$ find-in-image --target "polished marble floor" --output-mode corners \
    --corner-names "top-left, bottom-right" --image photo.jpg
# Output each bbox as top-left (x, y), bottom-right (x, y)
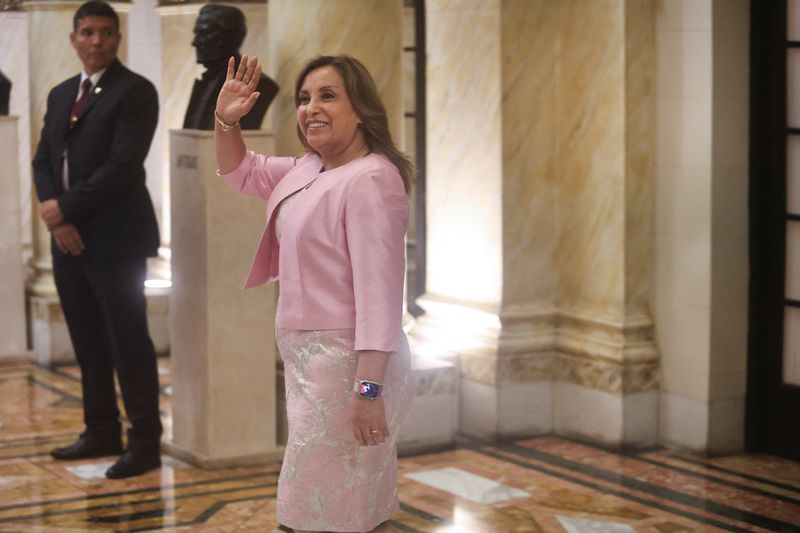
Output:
top-left (1, 359), bottom-right (799, 532)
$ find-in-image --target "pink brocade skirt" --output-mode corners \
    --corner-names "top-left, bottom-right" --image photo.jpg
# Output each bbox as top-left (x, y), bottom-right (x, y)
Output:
top-left (275, 327), bottom-right (414, 532)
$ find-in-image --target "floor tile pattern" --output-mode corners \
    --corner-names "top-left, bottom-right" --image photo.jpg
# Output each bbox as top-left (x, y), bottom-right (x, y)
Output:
top-left (0, 360), bottom-right (799, 532)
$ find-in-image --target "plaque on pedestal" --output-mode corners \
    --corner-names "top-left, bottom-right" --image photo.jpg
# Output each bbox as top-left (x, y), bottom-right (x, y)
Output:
top-left (165, 129), bottom-right (282, 467)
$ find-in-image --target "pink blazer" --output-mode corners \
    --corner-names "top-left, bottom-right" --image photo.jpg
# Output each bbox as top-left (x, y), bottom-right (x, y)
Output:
top-left (219, 151), bottom-right (408, 353)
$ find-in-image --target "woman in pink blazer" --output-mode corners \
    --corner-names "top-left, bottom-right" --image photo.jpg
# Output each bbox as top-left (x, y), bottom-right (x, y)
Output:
top-left (214, 55), bottom-right (414, 533)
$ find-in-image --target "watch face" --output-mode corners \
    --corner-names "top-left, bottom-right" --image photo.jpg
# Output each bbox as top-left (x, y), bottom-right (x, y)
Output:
top-left (358, 381), bottom-right (380, 399)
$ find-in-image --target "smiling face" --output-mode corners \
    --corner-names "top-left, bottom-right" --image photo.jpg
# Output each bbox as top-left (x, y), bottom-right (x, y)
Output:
top-left (70, 15), bottom-right (120, 75)
top-left (297, 66), bottom-right (366, 164)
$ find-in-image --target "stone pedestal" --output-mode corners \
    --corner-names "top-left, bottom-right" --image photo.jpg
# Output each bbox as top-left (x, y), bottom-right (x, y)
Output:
top-left (415, 0), bottom-right (659, 447)
top-left (0, 117), bottom-right (28, 360)
top-left (165, 129), bottom-right (282, 467)
top-left (0, 11), bottom-right (33, 266)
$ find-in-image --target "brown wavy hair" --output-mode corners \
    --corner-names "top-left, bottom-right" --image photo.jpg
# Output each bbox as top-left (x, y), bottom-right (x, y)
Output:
top-left (294, 55), bottom-right (412, 194)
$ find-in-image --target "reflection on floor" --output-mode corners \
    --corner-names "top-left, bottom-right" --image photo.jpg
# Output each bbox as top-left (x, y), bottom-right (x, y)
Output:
top-left (1, 359), bottom-right (799, 532)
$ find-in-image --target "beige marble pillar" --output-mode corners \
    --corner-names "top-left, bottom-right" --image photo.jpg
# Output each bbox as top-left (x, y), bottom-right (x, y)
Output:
top-left (164, 130), bottom-right (282, 467)
top-left (417, 0), bottom-right (658, 446)
top-left (414, 0), bottom-right (555, 440)
top-left (551, 0), bottom-right (658, 446)
top-left (0, 117), bottom-right (28, 360)
top-left (268, 0), bottom-right (403, 157)
top-left (156, 0), bottom-right (268, 248)
top-left (0, 10), bottom-right (33, 270)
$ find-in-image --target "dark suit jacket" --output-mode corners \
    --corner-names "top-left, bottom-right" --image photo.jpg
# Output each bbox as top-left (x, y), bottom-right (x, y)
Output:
top-left (32, 59), bottom-right (160, 258)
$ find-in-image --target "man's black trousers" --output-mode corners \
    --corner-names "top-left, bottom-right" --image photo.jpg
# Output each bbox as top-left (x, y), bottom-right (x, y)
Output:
top-left (53, 253), bottom-right (162, 452)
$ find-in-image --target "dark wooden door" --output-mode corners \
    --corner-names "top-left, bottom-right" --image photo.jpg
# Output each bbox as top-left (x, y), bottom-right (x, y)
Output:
top-left (748, 0), bottom-right (800, 461)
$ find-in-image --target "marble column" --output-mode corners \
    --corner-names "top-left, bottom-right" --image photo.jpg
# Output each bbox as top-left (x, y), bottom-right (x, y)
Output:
top-left (551, 0), bottom-right (658, 446)
top-left (0, 9), bottom-right (32, 271)
top-left (164, 130), bottom-right (281, 467)
top-left (415, 0), bottom-right (553, 439)
top-left (156, 0), bottom-right (268, 248)
top-left (416, 0), bottom-right (658, 446)
top-left (0, 117), bottom-right (28, 360)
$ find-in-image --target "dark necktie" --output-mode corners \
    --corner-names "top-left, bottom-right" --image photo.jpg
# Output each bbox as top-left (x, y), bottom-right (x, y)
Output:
top-left (70, 78), bottom-right (93, 128)
top-left (60, 78), bottom-right (93, 191)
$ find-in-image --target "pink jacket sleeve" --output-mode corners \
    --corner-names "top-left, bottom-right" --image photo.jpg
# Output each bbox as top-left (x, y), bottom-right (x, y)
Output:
top-left (218, 151), bottom-right (298, 199)
top-left (345, 167), bottom-right (409, 353)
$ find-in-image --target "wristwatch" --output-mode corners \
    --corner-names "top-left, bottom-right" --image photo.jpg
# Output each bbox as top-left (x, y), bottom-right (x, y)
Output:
top-left (353, 379), bottom-right (383, 400)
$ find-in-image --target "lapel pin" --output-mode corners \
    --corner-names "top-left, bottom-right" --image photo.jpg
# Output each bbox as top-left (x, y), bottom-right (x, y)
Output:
top-left (94, 86), bottom-right (102, 94)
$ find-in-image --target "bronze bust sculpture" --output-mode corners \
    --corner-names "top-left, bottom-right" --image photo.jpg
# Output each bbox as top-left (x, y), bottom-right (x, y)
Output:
top-left (0, 70), bottom-right (10, 116)
top-left (183, 4), bottom-right (278, 130)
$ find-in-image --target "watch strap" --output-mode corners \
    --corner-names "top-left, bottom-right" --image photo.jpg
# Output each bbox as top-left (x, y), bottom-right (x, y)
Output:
top-left (353, 379), bottom-right (383, 400)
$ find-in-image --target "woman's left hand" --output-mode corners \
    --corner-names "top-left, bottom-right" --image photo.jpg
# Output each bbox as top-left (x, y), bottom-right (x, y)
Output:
top-left (348, 396), bottom-right (389, 446)
top-left (215, 54), bottom-right (261, 125)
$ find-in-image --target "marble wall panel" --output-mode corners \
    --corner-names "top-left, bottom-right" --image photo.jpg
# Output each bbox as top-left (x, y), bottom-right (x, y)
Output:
top-left (424, 0), bottom-right (503, 305)
top-left (544, 0), bottom-right (657, 368)
top-left (0, 12), bottom-right (32, 256)
top-left (623, 0), bottom-right (655, 321)
top-left (268, 0), bottom-right (403, 158)
top-left (500, 0), bottom-right (559, 309)
top-left (554, 0), bottom-right (627, 320)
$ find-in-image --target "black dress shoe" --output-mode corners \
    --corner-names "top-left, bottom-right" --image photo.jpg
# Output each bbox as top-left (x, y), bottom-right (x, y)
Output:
top-left (51, 435), bottom-right (123, 461)
top-left (105, 451), bottom-right (161, 479)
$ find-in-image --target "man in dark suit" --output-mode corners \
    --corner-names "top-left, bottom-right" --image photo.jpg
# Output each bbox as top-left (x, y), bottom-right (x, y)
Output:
top-left (182, 3), bottom-right (278, 130)
top-left (32, 0), bottom-right (162, 479)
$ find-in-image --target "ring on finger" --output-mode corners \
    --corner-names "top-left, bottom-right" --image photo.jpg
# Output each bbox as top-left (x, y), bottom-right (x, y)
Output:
top-left (369, 429), bottom-right (379, 434)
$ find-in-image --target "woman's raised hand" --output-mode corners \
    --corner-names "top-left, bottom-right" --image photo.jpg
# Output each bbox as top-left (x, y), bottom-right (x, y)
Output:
top-left (215, 54), bottom-right (262, 124)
